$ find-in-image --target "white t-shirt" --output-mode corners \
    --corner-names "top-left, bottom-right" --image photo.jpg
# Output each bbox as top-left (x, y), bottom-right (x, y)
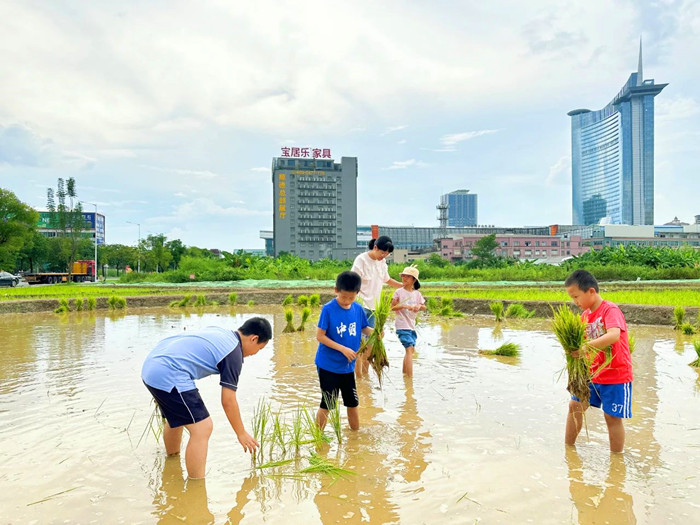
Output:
top-left (351, 251), bottom-right (390, 310)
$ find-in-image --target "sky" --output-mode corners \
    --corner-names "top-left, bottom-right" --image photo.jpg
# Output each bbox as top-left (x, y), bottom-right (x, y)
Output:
top-left (1, 0), bottom-right (698, 251)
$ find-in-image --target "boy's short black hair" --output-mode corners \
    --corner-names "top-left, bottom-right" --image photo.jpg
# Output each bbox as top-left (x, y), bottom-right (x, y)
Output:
top-left (335, 270), bottom-right (362, 293)
top-left (238, 317), bottom-right (272, 343)
top-left (565, 269), bottom-right (599, 293)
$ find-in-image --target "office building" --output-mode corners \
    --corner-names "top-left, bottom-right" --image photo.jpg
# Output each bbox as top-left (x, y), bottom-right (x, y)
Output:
top-left (569, 41), bottom-right (667, 226)
top-left (37, 211), bottom-right (106, 245)
top-left (272, 155), bottom-right (362, 261)
top-left (440, 190), bottom-right (477, 227)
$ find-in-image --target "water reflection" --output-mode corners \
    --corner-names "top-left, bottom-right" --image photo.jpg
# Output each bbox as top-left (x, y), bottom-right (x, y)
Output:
top-left (397, 377), bottom-right (429, 484)
top-left (566, 448), bottom-right (636, 524)
top-left (152, 456), bottom-right (214, 524)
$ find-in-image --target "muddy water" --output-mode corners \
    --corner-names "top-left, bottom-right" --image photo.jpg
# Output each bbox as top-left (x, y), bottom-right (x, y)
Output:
top-left (1, 307), bottom-right (699, 524)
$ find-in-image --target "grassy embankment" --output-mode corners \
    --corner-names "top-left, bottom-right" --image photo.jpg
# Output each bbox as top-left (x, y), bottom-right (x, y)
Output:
top-left (0, 285), bottom-right (175, 302)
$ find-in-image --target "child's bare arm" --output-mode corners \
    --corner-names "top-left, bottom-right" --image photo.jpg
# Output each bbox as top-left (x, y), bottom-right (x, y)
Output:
top-left (585, 327), bottom-right (621, 352)
top-left (221, 387), bottom-right (259, 453)
top-left (316, 327), bottom-right (356, 361)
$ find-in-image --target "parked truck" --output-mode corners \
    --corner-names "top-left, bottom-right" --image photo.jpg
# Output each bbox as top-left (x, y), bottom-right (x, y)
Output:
top-left (24, 260), bottom-right (97, 284)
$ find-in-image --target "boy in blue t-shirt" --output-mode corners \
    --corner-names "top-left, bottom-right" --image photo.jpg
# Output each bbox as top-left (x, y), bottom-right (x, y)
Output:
top-left (315, 271), bottom-right (375, 430)
top-left (142, 317), bottom-right (272, 479)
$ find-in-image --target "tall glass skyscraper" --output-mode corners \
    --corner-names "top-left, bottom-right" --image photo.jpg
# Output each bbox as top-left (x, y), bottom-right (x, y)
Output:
top-left (569, 42), bottom-right (667, 226)
top-left (441, 189), bottom-right (478, 227)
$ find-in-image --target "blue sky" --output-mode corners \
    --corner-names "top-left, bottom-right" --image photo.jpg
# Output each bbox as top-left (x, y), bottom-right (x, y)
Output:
top-left (1, 1), bottom-right (698, 250)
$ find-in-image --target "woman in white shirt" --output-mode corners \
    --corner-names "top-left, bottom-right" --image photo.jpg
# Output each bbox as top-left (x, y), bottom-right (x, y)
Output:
top-left (351, 236), bottom-right (402, 376)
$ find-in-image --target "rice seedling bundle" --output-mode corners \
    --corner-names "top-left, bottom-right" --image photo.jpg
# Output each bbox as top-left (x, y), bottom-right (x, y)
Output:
top-left (282, 294), bottom-right (293, 306)
top-left (628, 333), bottom-right (636, 354)
top-left (297, 307), bottom-right (311, 331)
top-left (228, 292), bottom-right (238, 305)
top-left (323, 394), bottom-right (342, 443)
top-left (551, 305), bottom-right (590, 403)
top-left (309, 294), bottom-right (320, 308)
top-left (302, 406), bottom-right (329, 448)
top-left (674, 306), bottom-right (686, 329)
top-left (426, 297), bottom-right (441, 314)
top-left (681, 322), bottom-right (697, 335)
top-left (177, 295), bottom-right (191, 307)
top-left (59, 298), bottom-right (71, 311)
top-left (87, 297), bottom-right (97, 310)
top-left (359, 290), bottom-right (393, 385)
top-left (194, 294), bottom-right (208, 307)
top-left (300, 453), bottom-right (355, 481)
top-left (74, 298), bottom-right (84, 311)
top-left (489, 301), bottom-right (505, 322)
top-left (505, 303), bottom-right (534, 318)
top-left (297, 295), bottom-right (309, 307)
top-left (247, 300), bottom-right (255, 306)
top-left (690, 340), bottom-right (700, 368)
top-left (283, 309), bottom-right (296, 333)
top-left (480, 342), bottom-right (520, 357)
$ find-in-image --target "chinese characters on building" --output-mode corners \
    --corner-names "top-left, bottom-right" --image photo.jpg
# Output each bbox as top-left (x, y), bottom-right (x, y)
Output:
top-left (281, 147), bottom-right (331, 159)
top-left (278, 173), bottom-right (286, 219)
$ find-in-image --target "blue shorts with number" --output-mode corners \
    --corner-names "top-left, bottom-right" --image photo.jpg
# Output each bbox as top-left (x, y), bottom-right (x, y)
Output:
top-left (573, 382), bottom-right (633, 419)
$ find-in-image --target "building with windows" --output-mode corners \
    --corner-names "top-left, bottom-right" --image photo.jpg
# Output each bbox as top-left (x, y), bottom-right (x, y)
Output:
top-left (569, 42), bottom-right (667, 226)
top-left (439, 233), bottom-right (587, 262)
top-left (271, 156), bottom-right (362, 261)
top-left (440, 190), bottom-right (477, 227)
top-left (37, 211), bottom-right (106, 245)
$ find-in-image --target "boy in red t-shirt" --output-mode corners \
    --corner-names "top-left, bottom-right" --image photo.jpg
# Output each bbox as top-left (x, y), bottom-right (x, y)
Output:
top-left (564, 269), bottom-right (633, 453)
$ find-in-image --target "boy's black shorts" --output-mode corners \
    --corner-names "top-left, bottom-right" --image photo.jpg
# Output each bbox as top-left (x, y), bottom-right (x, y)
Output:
top-left (144, 382), bottom-right (210, 428)
top-left (317, 367), bottom-right (359, 409)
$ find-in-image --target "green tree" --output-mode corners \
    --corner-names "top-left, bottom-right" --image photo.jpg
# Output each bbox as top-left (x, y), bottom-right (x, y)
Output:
top-left (143, 234), bottom-right (172, 273)
top-left (16, 230), bottom-right (49, 273)
top-left (471, 234), bottom-right (499, 263)
top-left (0, 188), bottom-right (39, 271)
top-left (100, 243), bottom-right (137, 276)
top-left (46, 177), bottom-right (88, 276)
top-left (166, 239), bottom-right (187, 269)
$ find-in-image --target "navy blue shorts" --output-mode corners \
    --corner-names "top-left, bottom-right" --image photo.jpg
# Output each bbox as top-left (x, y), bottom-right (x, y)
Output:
top-left (572, 382), bottom-right (633, 419)
top-left (363, 307), bottom-right (376, 329)
top-left (144, 382), bottom-right (210, 428)
top-left (318, 367), bottom-right (358, 409)
top-left (396, 329), bottom-right (417, 349)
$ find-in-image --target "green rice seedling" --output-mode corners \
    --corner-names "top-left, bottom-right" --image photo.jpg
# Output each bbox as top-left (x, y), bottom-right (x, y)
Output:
top-left (177, 294), bottom-right (192, 307)
top-left (247, 300), bottom-right (255, 307)
top-left (628, 333), bottom-right (636, 354)
top-left (690, 340), bottom-right (700, 368)
top-left (59, 298), bottom-right (71, 312)
top-left (283, 309), bottom-right (297, 333)
top-left (302, 405), bottom-right (329, 448)
top-left (194, 294), bottom-right (208, 307)
top-left (297, 295), bottom-right (309, 307)
top-left (270, 410), bottom-right (287, 457)
top-left (255, 459), bottom-right (294, 470)
top-left (54, 305), bottom-right (68, 314)
top-left (479, 342), bottom-right (521, 357)
top-left (74, 298), bottom-right (84, 311)
top-left (505, 303), bottom-right (534, 318)
top-left (681, 322), bottom-right (697, 335)
top-left (137, 402), bottom-right (165, 447)
top-left (674, 306), bottom-right (686, 330)
top-left (551, 305), bottom-right (590, 404)
top-left (169, 300), bottom-right (179, 308)
top-left (328, 401), bottom-right (342, 444)
top-left (87, 297), bottom-right (97, 310)
top-left (282, 294), bottom-right (293, 306)
top-left (359, 290), bottom-right (393, 385)
top-left (309, 294), bottom-right (320, 308)
top-left (228, 292), bottom-right (238, 305)
top-left (426, 296), bottom-right (441, 314)
top-left (108, 296), bottom-right (117, 310)
top-left (251, 398), bottom-right (271, 461)
top-left (489, 301), bottom-right (505, 322)
top-left (300, 453), bottom-right (355, 481)
top-left (289, 407), bottom-right (306, 452)
top-left (297, 307), bottom-right (311, 331)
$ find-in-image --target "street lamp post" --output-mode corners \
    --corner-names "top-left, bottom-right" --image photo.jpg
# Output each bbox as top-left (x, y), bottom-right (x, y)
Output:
top-left (80, 201), bottom-right (98, 282)
top-left (126, 221), bottom-right (141, 272)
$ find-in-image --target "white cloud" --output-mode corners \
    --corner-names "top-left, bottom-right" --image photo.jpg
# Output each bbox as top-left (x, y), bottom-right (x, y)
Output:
top-left (546, 155), bottom-right (570, 186)
top-left (143, 165), bottom-right (221, 179)
top-left (0, 124), bottom-right (94, 169)
top-left (440, 130), bottom-right (499, 146)
top-left (382, 159), bottom-right (428, 170)
top-left (250, 166), bottom-right (269, 172)
top-left (656, 96), bottom-right (700, 120)
top-left (381, 125), bottom-right (408, 136)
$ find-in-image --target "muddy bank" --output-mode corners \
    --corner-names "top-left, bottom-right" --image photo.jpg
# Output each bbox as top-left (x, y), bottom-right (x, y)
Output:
top-left (1, 289), bottom-right (693, 327)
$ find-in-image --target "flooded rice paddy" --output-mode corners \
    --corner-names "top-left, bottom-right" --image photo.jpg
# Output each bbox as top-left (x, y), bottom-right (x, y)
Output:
top-left (1, 306), bottom-right (700, 524)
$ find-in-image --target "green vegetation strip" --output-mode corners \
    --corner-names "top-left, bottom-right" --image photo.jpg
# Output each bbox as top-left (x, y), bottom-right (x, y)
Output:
top-left (0, 285), bottom-right (172, 301)
top-left (424, 287), bottom-right (700, 307)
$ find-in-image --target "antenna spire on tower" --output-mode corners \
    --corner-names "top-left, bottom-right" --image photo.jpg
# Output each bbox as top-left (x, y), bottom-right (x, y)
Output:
top-left (637, 36), bottom-right (643, 86)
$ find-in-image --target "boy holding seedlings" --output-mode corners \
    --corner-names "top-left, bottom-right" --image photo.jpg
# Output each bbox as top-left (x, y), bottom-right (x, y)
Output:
top-left (391, 266), bottom-right (426, 377)
top-left (564, 270), bottom-right (633, 453)
top-left (142, 317), bottom-right (272, 478)
top-left (315, 271), bottom-right (376, 430)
